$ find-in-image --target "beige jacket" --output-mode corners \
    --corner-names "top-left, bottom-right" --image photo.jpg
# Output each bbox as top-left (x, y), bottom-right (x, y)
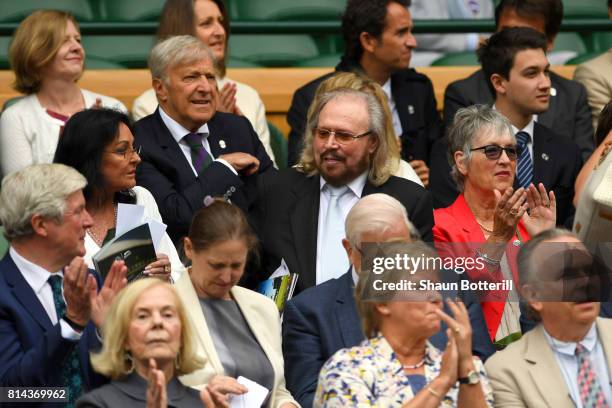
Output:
top-left (175, 272), bottom-right (298, 408)
top-left (485, 317), bottom-right (612, 408)
top-left (573, 50), bottom-right (612, 130)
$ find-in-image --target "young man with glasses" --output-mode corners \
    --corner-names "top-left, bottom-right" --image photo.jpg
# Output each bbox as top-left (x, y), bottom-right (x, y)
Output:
top-left (479, 27), bottom-right (582, 226)
top-left (250, 87), bottom-right (434, 293)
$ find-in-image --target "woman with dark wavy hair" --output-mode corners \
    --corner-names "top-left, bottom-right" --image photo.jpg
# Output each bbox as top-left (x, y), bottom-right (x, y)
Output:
top-left (54, 108), bottom-right (183, 282)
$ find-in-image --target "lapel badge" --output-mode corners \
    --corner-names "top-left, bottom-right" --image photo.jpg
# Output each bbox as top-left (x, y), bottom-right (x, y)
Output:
top-left (219, 140), bottom-right (227, 149)
top-left (541, 153), bottom-right (549, 161)
top-left (513, 239), bottom-right (522, 247)
top-left (550, 87), bottom-right (557, 97)
top-left (408, 105), bottom-right (415, 114)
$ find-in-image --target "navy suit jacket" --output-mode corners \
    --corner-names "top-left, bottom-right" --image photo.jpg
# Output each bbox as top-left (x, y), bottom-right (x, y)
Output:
top-left (430, 122), bottom-right (582, 226)
top-left (287, 57), bottom-right (442, 166)
top-left (134, 109), bottom-right (273, 243)
top-left (443, 69), bottom-right (594, 161)
top-left (250, 168), bottom-right (434, 292)
top-left (282, 271), bottom-right (495, 408)
top-left (0, 253), bottom-right (105, 407)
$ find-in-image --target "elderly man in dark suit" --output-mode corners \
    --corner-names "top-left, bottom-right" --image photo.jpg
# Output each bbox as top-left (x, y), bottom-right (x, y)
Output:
top-left (287, 0), bottom-right (442, 187)
top-left (431, 28), bottom-right (582, 226)
top-left (252, 83), bottom-right (434, 292)
top-left (0, 164), bottom-right (126, 407)
top-left (283, 193), bottom-right (494, 407)
top-left (134, 35), bottom-right (273, 243)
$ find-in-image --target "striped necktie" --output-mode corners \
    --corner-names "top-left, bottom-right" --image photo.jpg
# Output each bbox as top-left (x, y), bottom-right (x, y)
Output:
top-left (576, 343), bottom-right (610, 408)
top-left (183, 132), bottom-right (213, 175)
top-left (515, 131), bottom-right (533, 189)
top-left (48, 275), bottom-right (82, 407)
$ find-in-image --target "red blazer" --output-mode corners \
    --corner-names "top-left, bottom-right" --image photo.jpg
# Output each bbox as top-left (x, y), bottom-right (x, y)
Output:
top-left (433, 194), bottom-right (530, 340)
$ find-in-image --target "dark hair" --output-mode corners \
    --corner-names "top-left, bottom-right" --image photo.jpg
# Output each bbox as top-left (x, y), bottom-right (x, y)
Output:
top-left (157, 0), bottom-right (230, 76)
top-left (342, 0), bottom-right (411, 62)
top-left (477, 27), bottom-right (548, 97)
top-left (595, 102), bottom-right (612, 146)
top-left (187, 199), bottom-right (258, 253)
top-left (53, 108), bottom-right (136, 206)
top-left (495, 0), bottom-right (563, 42)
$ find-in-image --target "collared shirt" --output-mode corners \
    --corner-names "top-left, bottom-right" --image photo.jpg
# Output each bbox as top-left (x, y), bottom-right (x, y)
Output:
top-left (314, 333), bottom-right (494, 407)
top-left (382, 79), bottom-right (403, 139)
top-left (158, 107), bottom-right (236, 176)
top-left (10, 247), bottom-right (81, 340)
top-left (543, 323), bottom-right (612, 408)
top-left (316, 172), bottom-right (368, 284)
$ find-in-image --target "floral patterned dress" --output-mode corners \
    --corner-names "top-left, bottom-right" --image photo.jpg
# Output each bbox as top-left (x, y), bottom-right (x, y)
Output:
top-left (314, 333), bottom-right (494, 407)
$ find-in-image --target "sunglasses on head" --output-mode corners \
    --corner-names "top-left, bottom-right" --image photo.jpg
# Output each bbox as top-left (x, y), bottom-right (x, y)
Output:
top-left (470, 144), bottom-right (520, 160)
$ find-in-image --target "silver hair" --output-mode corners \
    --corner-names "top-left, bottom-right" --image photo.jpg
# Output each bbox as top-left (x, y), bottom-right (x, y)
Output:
top-left (148, 35), bottom-right (215, 82)
top-left (298, 88), bottom-right (393, 186)
top-left (345, 193), bottom-right (420, 249)
top-left (447, 105), bottom-right (515, 191)
top-left (0, 164), bottom-right (87, 241)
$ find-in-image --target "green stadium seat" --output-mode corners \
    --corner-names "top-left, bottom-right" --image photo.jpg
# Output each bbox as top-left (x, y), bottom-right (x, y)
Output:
top-left (294, 53), bottom-right (342, 67)
top-left (85, 56), bottom-right (126, 69)
top-left (0, 227), bottom-right (8, 259)
top-left (431, 51), bottom-right (478, 66)
top-left (563, 0), bottom-right (609, 18)
top-left (0, 0), bottom-right (95, 22)
top-left (268, 122), bottom-right (288, 169)
top-left (228, 34), bottom-right (319, 67)
top-left (226, 57), bottom-right (263, 68)
top-left (0, 37), bottom-right (12, 70)
top-left (228, 0), bottom-right (346, 20)
top-left (99, 0), bottom-right (165, 21)
top-left (82, 35), bottom-right (155, 68)
top-left (566, 51), bottom-right (606, 65)
top-left (593, 32), bottom-right (612, 52)
top-left (552, 32), bottom-right (587, 54)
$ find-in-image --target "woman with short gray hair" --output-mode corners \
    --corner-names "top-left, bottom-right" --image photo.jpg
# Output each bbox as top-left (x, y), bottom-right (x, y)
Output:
top-left (433, 105), bottom-right (556, 347)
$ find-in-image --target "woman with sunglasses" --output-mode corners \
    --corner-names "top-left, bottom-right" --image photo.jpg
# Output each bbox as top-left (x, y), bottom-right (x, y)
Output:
top-left (54, 108), bottom-right (184, 282)
top-left (433, 105), bottom-right (556, 347)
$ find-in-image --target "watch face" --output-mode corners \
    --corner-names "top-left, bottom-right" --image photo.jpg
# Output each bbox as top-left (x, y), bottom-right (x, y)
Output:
top-left (467, 371), bottom-right (479, 384)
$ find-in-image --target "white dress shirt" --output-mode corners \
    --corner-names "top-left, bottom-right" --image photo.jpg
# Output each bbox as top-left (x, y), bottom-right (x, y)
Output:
top-left (158, 107), bottom-right (237, 176)
top-left (382, 79), bottom-right (403, 139)
top-left (544, 323), bottom-right (612, 408)
top-left (316, 172), bottom-right (368, 284)
top-left (10, 247), bottom-right (81, 340)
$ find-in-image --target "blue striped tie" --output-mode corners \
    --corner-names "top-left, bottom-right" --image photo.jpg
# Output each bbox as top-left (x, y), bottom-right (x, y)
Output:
top-left (515, 131), bottom-right (533, 189)
top-left (48, 275), bottom-right (82, 407)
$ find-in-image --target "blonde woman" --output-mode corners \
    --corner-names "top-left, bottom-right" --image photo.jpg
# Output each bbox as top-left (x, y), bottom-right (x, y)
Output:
top-left (0, 10), bottom-right (126, 175)
top-left (77, 279), bottom-right (205, 407)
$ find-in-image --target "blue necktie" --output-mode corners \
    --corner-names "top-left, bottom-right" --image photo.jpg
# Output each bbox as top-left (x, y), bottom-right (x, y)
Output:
top-left (183, 132), bottom-right (213, 174)
top-left (515, 131), bottom-right (533, 189)
top-left (48, 275), bottom-right (82, 407)
top-left (319, 186), bottom-right (350, 284)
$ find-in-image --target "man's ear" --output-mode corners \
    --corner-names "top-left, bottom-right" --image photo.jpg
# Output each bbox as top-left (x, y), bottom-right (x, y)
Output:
top-left (491, 73), bottom-right (507, 96)
top-left (375, 303), bottom-right (390, 316)
top-left (30, 214), bottom-right (50, 238)
top-left (183, 237), bottom-right (193, 261)
top-left (152, 78), bottom-right (168, 104)
top-left (359, 31), bottom-right (378, 54)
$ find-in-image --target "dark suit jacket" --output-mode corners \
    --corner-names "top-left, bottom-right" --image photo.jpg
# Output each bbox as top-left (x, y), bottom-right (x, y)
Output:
top-left (0, 254), bottom-right (104, 407)
top-left (76, 372), bottom-right (202, 408)
top-left (443, 69), bottom-right (594, 161)
top-left (287, 57), bottom-right (442, 166)
top-left (282, 270), bottom-right (495, 408)
top-left (251, 168), bottom-right (434, 291)
top-left (134, 109), bottom-right (273, 243)
top-left (429, 122), bottom-right (582, 226)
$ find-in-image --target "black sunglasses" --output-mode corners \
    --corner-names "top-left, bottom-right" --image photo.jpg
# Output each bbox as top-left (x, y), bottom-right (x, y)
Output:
top-left (470, 144), bottom-right (520, 160)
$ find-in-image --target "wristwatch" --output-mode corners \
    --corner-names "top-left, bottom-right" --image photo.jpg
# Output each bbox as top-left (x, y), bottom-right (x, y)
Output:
top-left (459, 370), bottom-right (480, 385)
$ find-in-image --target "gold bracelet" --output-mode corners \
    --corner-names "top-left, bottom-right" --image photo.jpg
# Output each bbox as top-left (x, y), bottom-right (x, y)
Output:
top-left (427, 386), bottom-right (441, 399)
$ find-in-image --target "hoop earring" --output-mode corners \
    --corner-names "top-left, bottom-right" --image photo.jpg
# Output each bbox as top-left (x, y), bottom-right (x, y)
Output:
top-left (124, 351), bottom-right (134, 374)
